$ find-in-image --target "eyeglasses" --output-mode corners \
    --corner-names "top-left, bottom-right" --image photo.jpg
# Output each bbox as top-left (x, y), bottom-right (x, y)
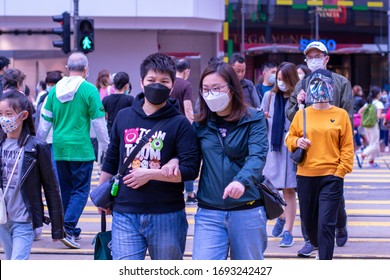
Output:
top-left (305, 54), bottom-right (325, 62)
top-left (200, 83), bottom-right (229, 97)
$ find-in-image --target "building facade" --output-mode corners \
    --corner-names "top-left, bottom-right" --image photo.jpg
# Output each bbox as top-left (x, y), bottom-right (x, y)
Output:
top-left (226, 0), bottom-right (388, 93)
top-left (0, 0), bottom-right (225, 97)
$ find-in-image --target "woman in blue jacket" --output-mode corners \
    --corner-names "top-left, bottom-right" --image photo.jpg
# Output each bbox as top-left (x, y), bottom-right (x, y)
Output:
top-left (192, 61), bottom-right (269, 260)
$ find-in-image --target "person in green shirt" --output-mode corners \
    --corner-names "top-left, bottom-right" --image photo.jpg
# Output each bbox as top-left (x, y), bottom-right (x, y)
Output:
top-left (37, 52), bottom-right (109, 249)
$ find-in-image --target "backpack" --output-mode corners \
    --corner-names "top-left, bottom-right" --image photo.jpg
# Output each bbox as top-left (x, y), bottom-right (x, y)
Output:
top-left (362, 104), bottom-right (377, 128)
top-left (385, 108), bottom-right (390, 122)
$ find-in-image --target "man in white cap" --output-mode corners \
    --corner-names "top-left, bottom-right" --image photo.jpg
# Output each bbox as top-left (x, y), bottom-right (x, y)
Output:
top-left (286, 41), bottom-right (353, 258)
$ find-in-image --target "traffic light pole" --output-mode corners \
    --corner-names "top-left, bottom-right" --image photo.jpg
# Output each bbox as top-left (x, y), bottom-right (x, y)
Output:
top-left (74, 0), bottom-right (79, 51)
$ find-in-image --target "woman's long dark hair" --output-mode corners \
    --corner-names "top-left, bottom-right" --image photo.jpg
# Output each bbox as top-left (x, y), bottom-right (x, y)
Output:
top-left (195, 61), bottom-right (247, 124)
top-left (367, 85), bottom-right (381, 105)
top-left (0, 89), bottom-right (35, 146)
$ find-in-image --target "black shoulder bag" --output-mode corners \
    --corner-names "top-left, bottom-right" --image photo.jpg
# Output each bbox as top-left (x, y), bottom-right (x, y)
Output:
top-left (216, 132), bottom-right (286, 220)
top-left (90, 119), bottom-right (169, 209)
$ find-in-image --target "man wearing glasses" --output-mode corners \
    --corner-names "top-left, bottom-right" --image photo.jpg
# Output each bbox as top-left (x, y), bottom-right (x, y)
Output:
top-left (286, 41), bottom-right (353, 258)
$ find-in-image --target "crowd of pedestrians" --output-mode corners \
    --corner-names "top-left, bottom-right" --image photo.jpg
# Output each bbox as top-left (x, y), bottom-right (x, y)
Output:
top-left (0, 40), bottom-right (387, 260)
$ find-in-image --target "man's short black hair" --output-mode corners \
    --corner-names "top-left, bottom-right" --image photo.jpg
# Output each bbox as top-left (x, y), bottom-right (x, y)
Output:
top-left (262, 61), bottom-right (277, 72)
top-left (45, 71), bottom-right (63, 84)
top-left (114, 71), bottom-right (131, 91)
top-left (228, 53), bottom-right (245, 65)
top-left (140, 53), bottom-right (176, 83)
top-left (176, 59), bottom-right (190, 73)
top-left (0, 56), bottom-right (10, 70)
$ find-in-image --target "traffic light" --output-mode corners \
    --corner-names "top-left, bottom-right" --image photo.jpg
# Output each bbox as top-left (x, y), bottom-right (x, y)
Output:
top-left (52, 12), bottom-right (71, 54)
top-left (76, 18), bottom-right (94, 53)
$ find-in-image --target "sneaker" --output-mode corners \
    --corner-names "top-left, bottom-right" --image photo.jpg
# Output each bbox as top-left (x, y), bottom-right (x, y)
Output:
top-left (297, 241), bottom-right (314, 257)
top-left (335, 227), bottom-right (348, 247)
top-left (61, 234), bottom-right (81, 249)
top-left (186, 193), bottom-right (198, 204)
top-left (75, 235), bottom-right (82, 241)
top-left (357, 153), bottom-right (365, 168)
top-left (34, 227), bottom-right (42, 241)
top-left (355, 154), bottom-right (363, 168)
top-left (272, 218), bottom-right (286, 237)
top-left (369, 162), bottom-right (380, 168)
top-left (279, 231), bottom-right (294, 247)
top-left (385, 146), bottom-right (389, 152)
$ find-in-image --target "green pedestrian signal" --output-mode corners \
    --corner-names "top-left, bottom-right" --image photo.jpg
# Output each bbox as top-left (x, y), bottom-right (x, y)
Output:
top-left (76, 18), bottom-right (94, 53)
top-left (82, 36), bottom-right (92, 50)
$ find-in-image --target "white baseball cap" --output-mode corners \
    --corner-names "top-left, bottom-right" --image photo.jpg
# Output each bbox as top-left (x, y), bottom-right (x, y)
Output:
top-left (304, 41), bottom-right (328, 55)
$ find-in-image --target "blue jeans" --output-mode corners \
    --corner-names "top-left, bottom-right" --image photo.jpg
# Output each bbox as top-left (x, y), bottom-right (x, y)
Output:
top-left (111, 210), bottom-right (188, 260)
top-left (0, 221), bottom-right (34, 260)
top-left (193, 206), bottom-right (268, 260)
top-left (56, 160), bottom-right (93, 237)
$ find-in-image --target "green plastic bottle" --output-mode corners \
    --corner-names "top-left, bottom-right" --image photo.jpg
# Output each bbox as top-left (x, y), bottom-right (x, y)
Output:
top-left (111, 177), bottom-right (119, 197)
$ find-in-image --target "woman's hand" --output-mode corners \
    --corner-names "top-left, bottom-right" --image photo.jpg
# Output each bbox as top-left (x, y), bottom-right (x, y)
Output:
top-left (161, 158), bottom-right (180, 178)
top-left (297, 137), bottom-right (312, 150)
top-left (222, 181), bottom-right (245, 199)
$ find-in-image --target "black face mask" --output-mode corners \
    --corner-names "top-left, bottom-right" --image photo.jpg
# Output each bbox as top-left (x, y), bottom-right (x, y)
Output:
top-left (144, 83), bottom-right (171, 105)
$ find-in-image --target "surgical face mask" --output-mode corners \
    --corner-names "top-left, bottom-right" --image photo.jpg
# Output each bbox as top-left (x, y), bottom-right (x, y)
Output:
top-left (298, 73), bottom-right (305, 80)
top-left (144, 83), bottom-right (171, 105)
top-left (307, 58), bottom-right (326, 72)
top-left (277, 80), bottom-right (288, 92)
top-left (0, 112), bottom-right (23, 133)
top-left (46, 85), bottom-right (53, 92)
top-left (202, 91), bottom-right (231, 112)
top-left (268, 74), bottom-right (276, 84)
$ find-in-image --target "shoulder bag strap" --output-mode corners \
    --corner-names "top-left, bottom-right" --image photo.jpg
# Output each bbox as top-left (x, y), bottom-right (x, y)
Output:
top-left (100, 211), bottom-right (107, 232)
top-left (117, 118), bottom-right (170, 176)
top-left (303, 108), bottom-right (306, 139)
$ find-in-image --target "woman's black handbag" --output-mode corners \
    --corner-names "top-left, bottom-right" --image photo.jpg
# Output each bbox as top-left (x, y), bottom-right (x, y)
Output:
top-left (256, 179), bottom-right (287, 220)
top-left (290, 107), bottom-right (306, 164)
top-left (93, 212), bottom-right (112, 260)
top-left (90, 119), bottom-right (169, 209)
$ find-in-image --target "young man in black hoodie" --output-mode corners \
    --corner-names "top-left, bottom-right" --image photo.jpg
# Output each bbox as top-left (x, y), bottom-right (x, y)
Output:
top-left (99, 53), bottom-right (200, 260)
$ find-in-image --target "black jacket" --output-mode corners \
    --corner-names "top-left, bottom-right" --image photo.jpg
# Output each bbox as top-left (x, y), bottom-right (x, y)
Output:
top-left (1, 136), bottom-right (64, 239)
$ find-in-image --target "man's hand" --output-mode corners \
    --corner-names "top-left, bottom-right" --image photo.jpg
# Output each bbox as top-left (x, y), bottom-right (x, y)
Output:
top-left (222, 181), bottom-right (245, 199)
top-left (123, 168), bottom-right (151, 189)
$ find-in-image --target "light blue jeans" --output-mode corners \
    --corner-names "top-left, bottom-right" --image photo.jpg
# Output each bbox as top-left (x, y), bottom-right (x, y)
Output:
top-left (0, 221), bottom-right (34, 260)
top-left (111, 210), bottom-right (188, 260)
top-left (193, 206), bottom-right (268, 260)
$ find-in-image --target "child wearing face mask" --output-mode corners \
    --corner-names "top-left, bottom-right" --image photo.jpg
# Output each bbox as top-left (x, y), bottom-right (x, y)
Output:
top-left (98, 53), bottom-right (200, 260)
top-left (260, 62), bottom-right (300, 248)
top-left (0, 89), bottom-right (64, 260)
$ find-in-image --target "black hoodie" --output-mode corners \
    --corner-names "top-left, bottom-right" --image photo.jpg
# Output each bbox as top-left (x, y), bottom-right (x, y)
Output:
top-left (102, 93), bottom-right (200, 214)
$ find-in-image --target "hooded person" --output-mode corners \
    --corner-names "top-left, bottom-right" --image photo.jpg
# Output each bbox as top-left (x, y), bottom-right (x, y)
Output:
top-left (37, 52), bottom-right (109, 249)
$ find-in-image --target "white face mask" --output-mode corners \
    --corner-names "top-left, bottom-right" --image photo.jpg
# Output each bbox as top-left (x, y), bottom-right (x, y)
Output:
top-left (298, 73), bottom-right (305, 80)
top-left (277, 80), bottom-right (288, 92)
top-left (307, 58), bottom-right (326, 72)
top-left (202, 91), bottom-right (230, 112)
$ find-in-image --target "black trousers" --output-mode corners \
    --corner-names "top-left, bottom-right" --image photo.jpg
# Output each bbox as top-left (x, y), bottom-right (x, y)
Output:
top-left (297, 175), bottom-right (343, 260)
top-left (301, 195), bottom-right (347, 241)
